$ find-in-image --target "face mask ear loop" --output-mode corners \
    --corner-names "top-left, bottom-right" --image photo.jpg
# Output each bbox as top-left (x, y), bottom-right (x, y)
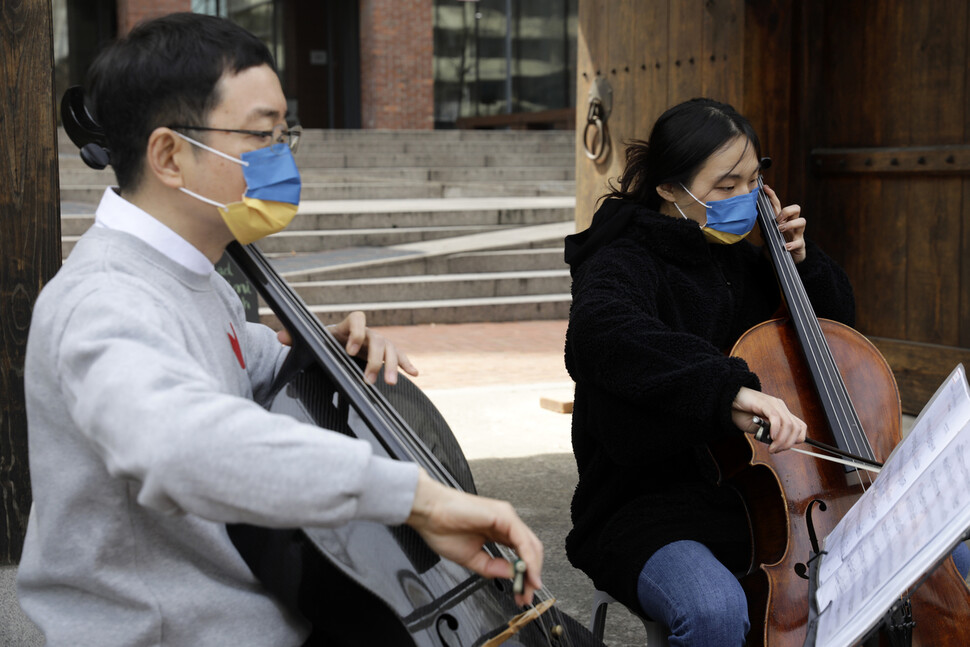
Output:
top-left (173, 131), bottom-right (250, 167)
top-left (672, 202), bottom-right (690, 220)
top-left (679, 182), bottom-right (710, 208)
top-left (180, 186), bottom-right (227, 209)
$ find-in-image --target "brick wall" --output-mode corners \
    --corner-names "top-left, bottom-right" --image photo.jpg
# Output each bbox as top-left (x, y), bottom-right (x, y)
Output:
top-left (116, 0), bottom-right (191, 36)
top-left (359, 0), bottom-right (434, 130)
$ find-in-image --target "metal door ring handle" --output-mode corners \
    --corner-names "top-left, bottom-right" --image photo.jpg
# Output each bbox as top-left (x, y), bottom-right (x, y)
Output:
top-left (583, 117), bottom-right (608, 161)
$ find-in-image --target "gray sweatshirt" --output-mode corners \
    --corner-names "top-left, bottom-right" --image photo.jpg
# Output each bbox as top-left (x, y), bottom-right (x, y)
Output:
top-left (18, 222), bottom-right (419, 645)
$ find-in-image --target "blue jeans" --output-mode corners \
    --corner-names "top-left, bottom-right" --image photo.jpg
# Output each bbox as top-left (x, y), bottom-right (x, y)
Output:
top-left (637, 540), bottom-right (749, 647)
top-left (953, 542), bottom-right (970, 579)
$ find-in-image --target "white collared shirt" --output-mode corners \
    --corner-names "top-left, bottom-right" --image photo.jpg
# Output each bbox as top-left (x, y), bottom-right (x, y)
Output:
top-left (94, 187), bottom-right (214, 275)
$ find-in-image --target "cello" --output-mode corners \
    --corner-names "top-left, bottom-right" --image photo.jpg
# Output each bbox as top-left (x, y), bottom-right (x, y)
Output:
top-left (224, 241), bottom-right (605, 647)
top-left (721, 167), bottom-right (970, 646)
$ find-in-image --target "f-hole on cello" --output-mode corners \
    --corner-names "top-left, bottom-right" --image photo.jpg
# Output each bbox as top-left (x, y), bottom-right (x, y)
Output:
top-left (720, 160), bottom-right (970, 646)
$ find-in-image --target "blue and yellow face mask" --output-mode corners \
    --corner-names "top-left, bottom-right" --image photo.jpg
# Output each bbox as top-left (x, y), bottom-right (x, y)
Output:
top-left (177, 132), bottom-right (302, 245)
top-left (675, 184), bottom-right (760, 245)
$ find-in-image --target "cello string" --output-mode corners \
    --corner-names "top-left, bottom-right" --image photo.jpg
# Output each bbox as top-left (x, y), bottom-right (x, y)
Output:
top-left (755, 181), bottom-right (877, 489)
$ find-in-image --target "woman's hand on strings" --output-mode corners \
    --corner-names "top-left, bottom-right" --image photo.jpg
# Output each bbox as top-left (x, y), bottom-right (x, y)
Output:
top-left (763, 184), bottom-right (807, 264)
top-left (406, 469), bottom-right (545, 607)
top-left (732, 386), bottom-right (807, 453)
top-left (276, 310), bottom-right (419, 385)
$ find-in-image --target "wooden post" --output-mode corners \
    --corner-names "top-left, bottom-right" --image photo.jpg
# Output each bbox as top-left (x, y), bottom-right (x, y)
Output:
top-left (0, 0), bottom-right (61, 564)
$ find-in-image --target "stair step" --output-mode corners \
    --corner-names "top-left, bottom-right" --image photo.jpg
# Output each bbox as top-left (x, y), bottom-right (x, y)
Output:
top-left (59, 209), bottom-right (572, 236)
top-left (260, 293), bottom-right (571, 328)
top-left (292, 196), bottom-right (573, 229)
top-left (59, 196), bottom-right (574, 235)
top-left (301, 165), bottom-right (573, 181)
top-left (255, 225), bottom-right (508, 254)
top-left (275, 221), bottom-right (573, 281)
top-left (427, 167), bottom-right (573, 182)
top-left (57, 181), bottom-right (574, 204)
top-left (296, 141), bottom-right (574, 156)
top-left (297, 129), bottom-right (572, 143)
top-left (58, 156), bottom-right (574, 183)
top-left (289, 269), bottom-right (571, 304)
top-left (62, 224), bottom-right (515, 258)
top-left (59, 127), bottom-right (573, 155)
top-left (279, 246), bottom-right (567, 281)
top-left (61, 214), bottom-right (96, 236)
top-left (445, 248), bottom-right (568, 273)
top-left (297, 180), bottom-right (575, 201)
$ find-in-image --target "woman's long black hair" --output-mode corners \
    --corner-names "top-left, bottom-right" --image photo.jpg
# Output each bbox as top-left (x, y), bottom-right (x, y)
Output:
top-left (605, 98), bottom-right (761, 210)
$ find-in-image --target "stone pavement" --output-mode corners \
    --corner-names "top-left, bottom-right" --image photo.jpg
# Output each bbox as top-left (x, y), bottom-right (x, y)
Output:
top-left (2, 317), bottom-right (936, 646)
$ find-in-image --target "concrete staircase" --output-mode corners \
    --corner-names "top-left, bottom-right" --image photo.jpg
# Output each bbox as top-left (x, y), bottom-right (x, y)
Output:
top-left (59, 129), bottom-right (576, 326)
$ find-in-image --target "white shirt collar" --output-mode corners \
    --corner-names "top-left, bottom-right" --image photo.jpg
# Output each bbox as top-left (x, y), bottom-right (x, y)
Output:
top-left (94, 188), bottom-right (215, 275)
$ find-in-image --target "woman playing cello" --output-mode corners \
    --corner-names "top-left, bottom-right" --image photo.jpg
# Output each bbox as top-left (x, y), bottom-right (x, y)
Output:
top-left (563, 97), bottom-right (968, 646)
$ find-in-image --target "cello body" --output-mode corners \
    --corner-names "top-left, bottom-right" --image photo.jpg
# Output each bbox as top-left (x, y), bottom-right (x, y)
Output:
top-left (725, 317), bottom-right (970, 647)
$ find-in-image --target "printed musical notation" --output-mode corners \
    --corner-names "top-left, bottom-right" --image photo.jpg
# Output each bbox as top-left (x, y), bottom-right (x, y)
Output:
top-left (813, 364), bottom-right (970, 647)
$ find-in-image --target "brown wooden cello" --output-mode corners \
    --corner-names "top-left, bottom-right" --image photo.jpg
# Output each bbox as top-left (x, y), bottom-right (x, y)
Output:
top-left (719, 169), bottom-right (970, 646)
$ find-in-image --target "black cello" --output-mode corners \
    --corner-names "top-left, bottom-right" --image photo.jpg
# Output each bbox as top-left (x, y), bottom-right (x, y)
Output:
top-left (225, 241), bottom-right (603, 647)
top-left (721, 169), bottom-right (970, 646)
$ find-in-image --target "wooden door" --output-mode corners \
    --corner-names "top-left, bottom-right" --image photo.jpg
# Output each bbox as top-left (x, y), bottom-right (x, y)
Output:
top-left (575, 0), bottom-right (970, 412)
top-left (796, 1), bottom-right (970, 412)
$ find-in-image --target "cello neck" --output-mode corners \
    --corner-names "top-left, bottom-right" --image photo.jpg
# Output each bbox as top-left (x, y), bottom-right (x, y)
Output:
top-left (754, 176), bottom-right (876, 465)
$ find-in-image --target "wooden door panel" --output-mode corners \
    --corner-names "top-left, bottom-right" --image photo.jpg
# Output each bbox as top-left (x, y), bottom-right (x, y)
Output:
top-left (802, 1), bottom-right (970, 412)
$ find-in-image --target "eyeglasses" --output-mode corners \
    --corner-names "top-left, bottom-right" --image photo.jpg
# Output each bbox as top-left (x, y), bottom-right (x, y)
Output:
top-left (168, 122), bottom-right (302, 153)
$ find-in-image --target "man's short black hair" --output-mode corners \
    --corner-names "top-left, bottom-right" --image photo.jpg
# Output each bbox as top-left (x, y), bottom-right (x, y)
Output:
top-left (87, 13), bottom-right (277, 190)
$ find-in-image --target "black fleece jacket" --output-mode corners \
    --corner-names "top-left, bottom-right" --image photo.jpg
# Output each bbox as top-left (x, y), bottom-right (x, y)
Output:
top-left (563, 198), bottom-right (855, 611)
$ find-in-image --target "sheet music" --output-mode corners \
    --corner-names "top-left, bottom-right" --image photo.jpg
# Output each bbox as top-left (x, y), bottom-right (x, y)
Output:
top-left (812, 364), bottom-right (970, 647)
top-left (819, 365), bottom-right (970, 581)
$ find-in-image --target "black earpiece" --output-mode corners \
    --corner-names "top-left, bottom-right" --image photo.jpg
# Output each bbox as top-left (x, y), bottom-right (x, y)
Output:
top-left (61, 86), bottom-right (111, 170)
top-left (79, 143), bottom-right (111, 170)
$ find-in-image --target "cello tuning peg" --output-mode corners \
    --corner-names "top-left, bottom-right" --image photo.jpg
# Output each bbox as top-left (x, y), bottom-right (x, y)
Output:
top-left (512, 558), bottom-right (527, 595)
